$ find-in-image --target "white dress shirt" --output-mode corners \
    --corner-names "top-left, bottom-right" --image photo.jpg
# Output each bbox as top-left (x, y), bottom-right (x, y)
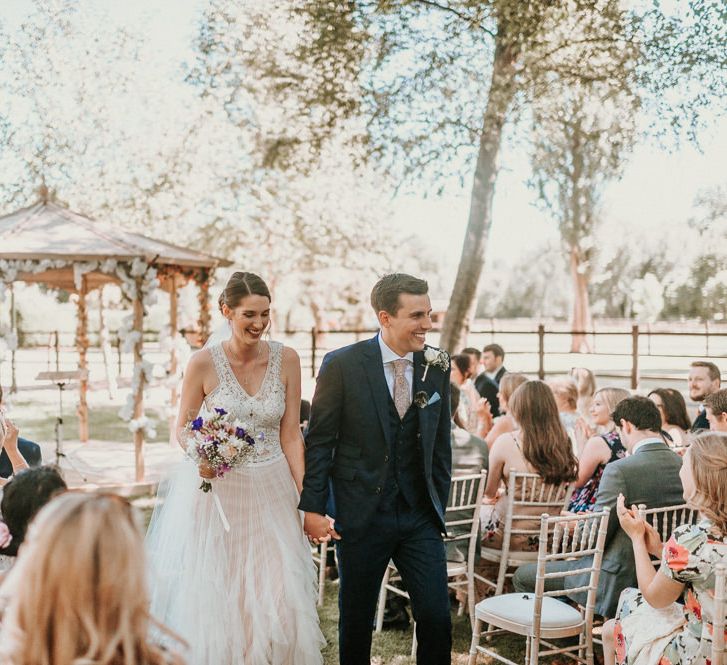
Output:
top-left (378, 333), bottom-right (414, 400)
top-left (632, 436), bottom-right (664, 455)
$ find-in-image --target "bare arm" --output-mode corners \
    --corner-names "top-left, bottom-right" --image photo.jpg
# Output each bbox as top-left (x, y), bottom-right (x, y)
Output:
top-left (0, 418), bottom-right (29, 483)
top-left (485, 415), bottom-right (513, 448)
top-left (174, 351), bottom-right (211, 450)
top-left (575, 435), bottom-right (611, 487)
top-left (279, 347), bottom-right (305, 493)
top-left (484, 433), bottom-right (510, 500)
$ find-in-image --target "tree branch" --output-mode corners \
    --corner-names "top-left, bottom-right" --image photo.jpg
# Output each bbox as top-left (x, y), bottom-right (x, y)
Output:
top-left (412, 0), bottom-right (496, 38)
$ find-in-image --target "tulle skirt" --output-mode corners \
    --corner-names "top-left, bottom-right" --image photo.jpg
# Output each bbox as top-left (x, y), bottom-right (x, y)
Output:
top-left (145, 454), bottom-right (324, 665)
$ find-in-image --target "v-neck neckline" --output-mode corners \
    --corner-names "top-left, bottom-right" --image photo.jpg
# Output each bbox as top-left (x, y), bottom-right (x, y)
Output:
top-left (220, 341), bottom-right (272, 399)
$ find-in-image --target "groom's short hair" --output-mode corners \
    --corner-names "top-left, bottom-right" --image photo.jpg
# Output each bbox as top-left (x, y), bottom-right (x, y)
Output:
top-left (371, 273), bottom-right (428, 315)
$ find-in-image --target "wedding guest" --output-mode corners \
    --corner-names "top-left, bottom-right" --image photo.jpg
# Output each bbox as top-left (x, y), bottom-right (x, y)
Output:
top-left (450, 383), bottom-right (489, 475)
top-left (0, 387), bottom-right (41, 478)
top-left (514, 396), bottom-right (685, 619)
top-left (461, 347), bottom-right (482, 379)
top-left (0, 493), bottom-right (186, 664)
top-left (567, 387), bottom-right (630, 513)
top-left (483, 373), bottom-right (528, 449)
top-left (648, 387), bottom-right (690, 447)
top-left (0, 417), bottom-right (29, 487)
top-left (476, 381), bottom-right (578, 597)
top-left (548, 378), bottom-right (589, 456)
top-left (704, 388), bottom-right (727, 432)
top-left (570, 367), bottom-right (597, 423)
top-left (451, 354), bottom-right (484, 434)
top-left (688, 360), bottom-right (720, 431)
top-left (475, 344), bottom-right (507, 417)
top-left (601, 432), bottom-right (727, 665)
top-left (0, 466), bottom-right (67, 573)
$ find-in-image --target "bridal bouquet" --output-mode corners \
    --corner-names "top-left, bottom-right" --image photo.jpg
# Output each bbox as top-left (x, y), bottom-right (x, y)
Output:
top-left (184, 408), bottom-right (257, 493)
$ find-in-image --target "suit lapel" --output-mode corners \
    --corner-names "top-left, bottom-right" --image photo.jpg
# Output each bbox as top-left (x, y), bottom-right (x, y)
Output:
top-left (361, 336), bottom-right (394, 448)
top-left (414, 349), bottom-right (435, 459)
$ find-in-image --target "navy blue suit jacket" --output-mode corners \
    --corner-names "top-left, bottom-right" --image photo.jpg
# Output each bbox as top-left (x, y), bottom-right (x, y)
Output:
top-left (299, 336), bottom-right (452, 542)
top-left (0, 436), bottom-right (42, 478)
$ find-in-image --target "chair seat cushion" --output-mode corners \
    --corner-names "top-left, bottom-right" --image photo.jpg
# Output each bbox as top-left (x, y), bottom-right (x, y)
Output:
top-left (475, 593), bottom-right (583, 630)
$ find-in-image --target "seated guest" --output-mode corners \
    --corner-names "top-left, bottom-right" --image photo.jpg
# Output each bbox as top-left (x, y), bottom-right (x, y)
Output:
top-left (479, 380), bottom-right (578, 554)
top-left (648, 387), bottom-right (691, 447)
top-left (0, 466), bottom-right (67, 573)
top-left (0, 418), bottom-right (29, 487)
top-left (704, 388), bottom-right (727, 432)
top-left (514, 396), bottom-right (685, 619)
top-left (602, 432), bottom-right (727, 665)
top-left (0, 493), bottom-right (186, 664)
top-left (548, 378), bottom-right (589, 456)
top-left (570, 367), bottom-right (597, 424)
top-left (450, 383), bottom-right (489, 474)
top-left (475, 344), bottom-right (507, 417)
top-left (0, 387), bottom-right (41, 478)
top-left (483, 373), bottom-right (528, 449)
top-left (461, 347), bottom-right (482, 380)
top-left (451, 354), bottom-right (486, 434)
top-left (688, 360), bottom-right (720, 431)
top-left (568, 387), bottom-right (630, 513)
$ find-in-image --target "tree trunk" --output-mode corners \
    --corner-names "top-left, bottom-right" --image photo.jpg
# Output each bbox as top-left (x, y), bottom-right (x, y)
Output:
top-left (569, 246), bottom-right (593, 353)
top-left (439, 35), bottom-right (518, 352)
top-left (76, 276), bottom-right (89, 443)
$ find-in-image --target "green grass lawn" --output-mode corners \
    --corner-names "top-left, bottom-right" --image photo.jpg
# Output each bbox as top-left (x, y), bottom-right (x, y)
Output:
top-left (316, 582), bottom-right (576, 665)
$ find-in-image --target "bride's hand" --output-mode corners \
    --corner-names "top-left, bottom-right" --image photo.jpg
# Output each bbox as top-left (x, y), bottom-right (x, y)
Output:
top-left (198, 461), bottom-right (216, 479)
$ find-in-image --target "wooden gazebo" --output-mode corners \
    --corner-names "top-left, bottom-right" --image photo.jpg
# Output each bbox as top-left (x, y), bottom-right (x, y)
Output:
top-left (0, 199), bottom-right (231, 481)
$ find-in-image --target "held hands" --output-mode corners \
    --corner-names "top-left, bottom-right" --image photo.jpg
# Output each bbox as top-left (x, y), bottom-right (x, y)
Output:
top-left (304, 512), bottom-right (341, 546)
top-left (0, 416), bottom-right (19, 452)
top-left (617, 494), bottom-right (663, 555)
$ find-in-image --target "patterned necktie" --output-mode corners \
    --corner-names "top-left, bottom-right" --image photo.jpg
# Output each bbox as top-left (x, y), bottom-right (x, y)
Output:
top-left (392, 359), bottom-right (411, 419)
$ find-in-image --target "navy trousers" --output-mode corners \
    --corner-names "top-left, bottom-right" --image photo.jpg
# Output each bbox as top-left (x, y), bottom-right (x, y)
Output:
top-left (336, 501), bottom-right (451, 665)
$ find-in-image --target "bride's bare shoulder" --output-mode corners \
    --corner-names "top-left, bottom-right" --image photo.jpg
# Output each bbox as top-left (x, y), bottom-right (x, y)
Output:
top-left (187, 347), bottom-right (215, 372)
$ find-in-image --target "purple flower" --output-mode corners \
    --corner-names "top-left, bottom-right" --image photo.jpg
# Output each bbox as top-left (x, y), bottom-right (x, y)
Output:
top-left (235, 427), bottom-right (247, 439)
top-left (214, 408), bottom-right (227, 415)
top-left (244, 434), bottom-right (255, 446)
top-left (191, 417), bottom-right (204, 431)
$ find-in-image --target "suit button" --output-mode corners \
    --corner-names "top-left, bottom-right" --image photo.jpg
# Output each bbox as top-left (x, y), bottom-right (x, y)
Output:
top-left (375, 486), bottom-right (382, 494)
top-left (384, 455), bottom-right (389, 462)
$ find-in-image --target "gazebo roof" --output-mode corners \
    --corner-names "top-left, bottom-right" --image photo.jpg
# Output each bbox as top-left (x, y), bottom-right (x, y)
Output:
top-left (0, 201), bottom-right (231, 269)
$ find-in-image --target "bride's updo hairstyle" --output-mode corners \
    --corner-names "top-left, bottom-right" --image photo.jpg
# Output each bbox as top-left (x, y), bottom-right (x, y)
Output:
top-left (218, 272), bottom-right (271, 313)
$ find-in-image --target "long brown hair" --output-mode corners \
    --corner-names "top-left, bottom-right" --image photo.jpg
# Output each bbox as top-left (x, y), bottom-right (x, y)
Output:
top-left (508, 381), bottom-right (578, 485)
top-left (688, 432), bottom-right (727, 537)
top-left (0, 493), bottom-right (184, 665)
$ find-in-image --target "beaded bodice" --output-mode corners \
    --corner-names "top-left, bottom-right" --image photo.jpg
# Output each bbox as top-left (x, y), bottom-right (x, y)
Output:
top-left (205, 341), bottom-right (286, 466)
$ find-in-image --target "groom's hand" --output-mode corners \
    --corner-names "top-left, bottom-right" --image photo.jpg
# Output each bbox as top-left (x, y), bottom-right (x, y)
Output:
top-left (304, 512), bottom-right (341, 545)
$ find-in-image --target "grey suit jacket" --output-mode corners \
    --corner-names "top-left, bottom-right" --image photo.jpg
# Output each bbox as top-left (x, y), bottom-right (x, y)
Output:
top-left (564, 439), bottom-right (684, 618)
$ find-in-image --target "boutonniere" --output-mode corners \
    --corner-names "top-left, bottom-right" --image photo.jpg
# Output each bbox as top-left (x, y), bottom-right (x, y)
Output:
top-left (414, 391), bottom-right (429, 408)
top-left (422, 347), bottom-right (449, 381)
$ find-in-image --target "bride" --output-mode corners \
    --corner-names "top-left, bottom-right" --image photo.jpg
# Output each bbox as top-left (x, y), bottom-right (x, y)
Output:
top-left (145, 271), bottom-right (324, 665)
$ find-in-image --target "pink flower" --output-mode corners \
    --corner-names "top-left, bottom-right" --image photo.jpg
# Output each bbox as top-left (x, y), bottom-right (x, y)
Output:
top-left (664, 535), bottom-right (690, 572)
top-left (0, 522), bottom-right (12, 549)
top-left (614, 621), bottom-right (627, 664)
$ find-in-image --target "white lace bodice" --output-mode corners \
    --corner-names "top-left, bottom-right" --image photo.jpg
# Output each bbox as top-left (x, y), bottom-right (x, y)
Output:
top-left (205, 341), bottom-right (286, 466)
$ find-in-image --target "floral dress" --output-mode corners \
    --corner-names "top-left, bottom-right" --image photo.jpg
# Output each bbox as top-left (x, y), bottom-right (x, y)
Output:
top-left (614, 520), bottom-right (727, 665)
top-left (567, 431), bottom-right (625, 513)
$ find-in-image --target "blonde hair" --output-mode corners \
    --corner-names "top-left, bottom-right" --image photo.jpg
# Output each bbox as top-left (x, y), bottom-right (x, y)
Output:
top-left (0, 493), bottom-right (183, 665)
top-left (499, 373), bottom-right (528, 406)
top-left (570, 367), bottom-right (596, 398)
top-left (594, 387), bottom-right (630, 422)
top-left (688, 432), bottom-right (727, 537)
top-left (548, 378), bottom-right (579, 410)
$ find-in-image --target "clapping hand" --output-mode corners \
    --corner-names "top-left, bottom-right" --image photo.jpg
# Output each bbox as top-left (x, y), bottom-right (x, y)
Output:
top-left (0, 416), bottom-right (19, 453)
top-left (617, 494), bottom-right (646, 541)
top-left (304, 512), bottom-right (341, 546)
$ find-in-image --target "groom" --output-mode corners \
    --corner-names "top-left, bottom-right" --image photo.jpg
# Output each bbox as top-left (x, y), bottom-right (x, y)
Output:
top-left (299, 273), bottom-right (452, 665)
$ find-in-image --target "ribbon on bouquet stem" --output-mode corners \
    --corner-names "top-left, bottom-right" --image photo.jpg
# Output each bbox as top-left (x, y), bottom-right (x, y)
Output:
top-left (211, 488), bottom-right (231, 532)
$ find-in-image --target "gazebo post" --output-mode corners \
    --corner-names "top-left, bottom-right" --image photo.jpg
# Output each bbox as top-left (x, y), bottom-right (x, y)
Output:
top-left (9, 283), bottom-right (17, 393)
top-left (168, 274), bottom-right (179, 445)
top-left (132, 277), bottom-right (145, 482)
top-left (76, 276), bottom-right (89, 443)
top-left (197, 272), bottom-right (211, 345)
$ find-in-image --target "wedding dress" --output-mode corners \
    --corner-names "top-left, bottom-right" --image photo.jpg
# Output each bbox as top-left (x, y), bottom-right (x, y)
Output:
top-left (145, 341), bottom-right (324, 665)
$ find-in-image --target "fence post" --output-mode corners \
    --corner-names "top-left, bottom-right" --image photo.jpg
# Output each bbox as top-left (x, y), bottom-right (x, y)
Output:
top-left (631, 324), bottom-right (639, 390)
top-left (54, 330), bottom-right (60, 371)
top-left (538, 324), bottom-right (545, 380)
top-left (310, 327), bottom-right (317, 379)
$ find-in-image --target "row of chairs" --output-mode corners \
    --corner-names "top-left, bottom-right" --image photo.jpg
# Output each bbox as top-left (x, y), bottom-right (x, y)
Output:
top-left (310, 470), bottom-right (727, 665)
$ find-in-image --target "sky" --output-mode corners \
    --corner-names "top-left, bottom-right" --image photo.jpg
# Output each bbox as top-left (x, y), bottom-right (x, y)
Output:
top-left (2, 0), bottom-right (725, 288)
